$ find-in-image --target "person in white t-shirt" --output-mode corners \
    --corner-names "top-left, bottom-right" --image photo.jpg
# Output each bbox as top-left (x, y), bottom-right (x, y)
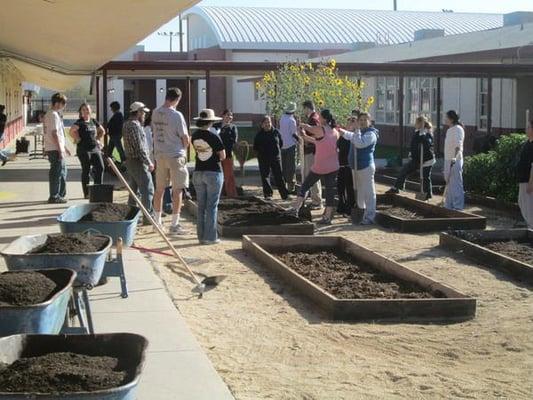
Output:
top-left (151, 88), bottom-right (190, 235)
top-left (43, 93), bottom-right (70, 203)
top-left (443, 110), bottom-right (465, 210)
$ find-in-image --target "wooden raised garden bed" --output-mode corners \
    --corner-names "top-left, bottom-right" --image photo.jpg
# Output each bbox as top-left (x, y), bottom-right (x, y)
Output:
top-left (185, 196), bottom-right (314, 238)
top-left (375, 194), bottom-right (486, 232)
top-left (242, 235), bottom-right (476, 322)
top-left (439, 229), bottom-right (533, 284)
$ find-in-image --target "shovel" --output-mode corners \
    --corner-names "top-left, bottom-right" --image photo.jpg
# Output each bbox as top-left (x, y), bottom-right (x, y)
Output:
top-left (107, 158), bottom-right (225, 297)
top-left (415, 143), bottom-right (426, 201)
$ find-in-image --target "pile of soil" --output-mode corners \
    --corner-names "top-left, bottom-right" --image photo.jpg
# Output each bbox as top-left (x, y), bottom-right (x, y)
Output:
top-left (0, 271), bottom-right (58, 306)
top-left (275, 250), bottom-right (440, 299)
top-left (485, 241), bottom-right (533, 265)
top-left (30, 233), bottom-right (108, 254)
top-left (218, 198), bottom-right (301, 227)
top-left (79, 203), bottom-right (135, 222)
top-left (0, 352), bottom-right (127, 393)
top-left (377, 203), bottom-right (441, 219)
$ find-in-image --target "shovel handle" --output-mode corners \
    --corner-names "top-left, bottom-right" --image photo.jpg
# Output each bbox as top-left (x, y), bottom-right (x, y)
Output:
top-left (106, 158), bottom-right (203, 288)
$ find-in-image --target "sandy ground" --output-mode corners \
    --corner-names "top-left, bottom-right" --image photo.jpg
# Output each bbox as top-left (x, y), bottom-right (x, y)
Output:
top-left (128, 183), bottom-right (532, 400)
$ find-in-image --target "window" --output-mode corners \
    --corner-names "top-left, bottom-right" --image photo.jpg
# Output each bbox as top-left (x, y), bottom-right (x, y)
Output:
top-left (405, 77), bottom-right (438, 125)
top-left (375, 77), bottom-right (399, 124)
top-left (478, 78), bottom-right (488, 130)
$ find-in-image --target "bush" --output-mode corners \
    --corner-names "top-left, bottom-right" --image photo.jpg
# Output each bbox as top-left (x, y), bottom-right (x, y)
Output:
top-left (463, 133), bottom-right (527, 203)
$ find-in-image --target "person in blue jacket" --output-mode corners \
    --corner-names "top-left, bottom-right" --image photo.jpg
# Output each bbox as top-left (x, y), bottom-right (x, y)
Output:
top-left (338, 112), bottom-right (379, 225)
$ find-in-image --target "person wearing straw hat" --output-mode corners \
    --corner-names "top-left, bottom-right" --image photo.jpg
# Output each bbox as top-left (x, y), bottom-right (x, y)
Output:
top-left (279, 102), bottom-right (299, 193)
top-left (122, 101), bottom-right (154, 224)
top-left (191, 109), bottom-right (226, 245)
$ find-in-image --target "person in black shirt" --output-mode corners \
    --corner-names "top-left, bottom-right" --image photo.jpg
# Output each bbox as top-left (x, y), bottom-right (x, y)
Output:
top-left (386, 116), bottom-right (436, 200)
top-left (0, 105), bottom-right (8, 166)
top-left (192, 109), bottom-right (226, 245)
top-left (69, 103), bottom-right (105, 198)
top-left (107, 101), bottom-right (126, 162)
top-left (253, 115), bottom-right (289, 200)
top-left (517, 120), bottom-right (533, 228)
top-left (337, 123), bottom-right (355, 216)
top-left (212, 109), bottom-right (238, 197)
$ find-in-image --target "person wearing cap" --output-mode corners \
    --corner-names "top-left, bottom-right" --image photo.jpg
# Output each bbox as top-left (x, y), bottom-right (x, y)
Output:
top-left (279, 102), bottom-right (299, 193)
top-left (151, 88), bottom-right (190, 235)
top-left (123, 101), bottom-right (154, 222)
top-left (191, 109), bottom-right (226, 245)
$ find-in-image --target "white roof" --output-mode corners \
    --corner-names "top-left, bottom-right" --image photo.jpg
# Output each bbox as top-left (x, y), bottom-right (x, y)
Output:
top-left (184, 6), bottom-right (503, 51)
top-left (0, 0), bottom-right (197, 90)
top-left (317, 22), bottom-right (533, 63)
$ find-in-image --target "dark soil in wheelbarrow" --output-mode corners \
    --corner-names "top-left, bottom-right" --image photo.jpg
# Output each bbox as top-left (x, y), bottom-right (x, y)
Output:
top-left (79, 203), bottom-right (136, 222)
top-left (0, 352), bottom-right (127, 393)
top-left (30, 233), bottom-right (109, 254)
top-left (0, 271), bottom-right (58, 306)
top-left (218, 197), bottom-right (303, 227)
top-left (484, 241), bottom-right (533, 265)
top-left (377, 204), bottom-right (440, 219)
top-left (274, 250), bottom-right (441, 299)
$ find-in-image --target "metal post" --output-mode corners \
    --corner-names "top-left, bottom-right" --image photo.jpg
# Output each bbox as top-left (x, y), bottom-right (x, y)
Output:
top-left (102, 69), bottom-right (109, 150)
top-left (436, 77), bottom-right (442, 155)
top-left (487, 76), bottom-right (493, 135)
top-left (398, 74), bottom-right (405, 164)
top-left (179, 14), bottom-right (184, 52)
top-left (96, 76), bottom-right (100, 122)
top-left (205, 70), bottom-right (211, 109)
top-left (186, 76), bottom-right (192, 160)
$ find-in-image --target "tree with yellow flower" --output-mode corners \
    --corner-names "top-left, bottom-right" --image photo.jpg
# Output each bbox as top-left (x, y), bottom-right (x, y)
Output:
top-left (255, 59), bottom-right (374, 124)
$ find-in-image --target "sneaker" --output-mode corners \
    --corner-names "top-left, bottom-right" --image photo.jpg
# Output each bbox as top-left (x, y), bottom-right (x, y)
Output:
top-left (317, 216), bottom-right (332, 225)
top-left (385, 188), bottom-right (400, 194)
top-left (360, 219), bottom-right (375, 226)
top-left (169, 224), bottom-right (188, 236)
top-left (264, 195), bottom-right (273, 201)
top-left (47, 197), bottom-right (67, 204)
top-left (285, 206), bottom-right (299, 218)
top-left (310, 203), bottom-right (323, 210)
top-left (281, 194), bottom-right (292, 201)
top-left (1, 159), bottom-right (7, 166)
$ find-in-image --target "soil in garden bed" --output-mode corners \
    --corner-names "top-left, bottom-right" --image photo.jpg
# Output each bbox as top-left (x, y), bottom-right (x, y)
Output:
top-left (79, 203), bottom-right (136, 222)
top-left (274, 250), bottom-right (442, 299)
top-left (484, 241), bottom-right (533, 265)
top-left (377, 204), bottom-right (441, 219)
top-left (218, 197), bottom-right (302, 227)
top-left (30, 233), bottom-right (108, 254)
top-left (0, 271), bottom-right (58, 306)
top-left (0, 352), bottom-right (127, 393)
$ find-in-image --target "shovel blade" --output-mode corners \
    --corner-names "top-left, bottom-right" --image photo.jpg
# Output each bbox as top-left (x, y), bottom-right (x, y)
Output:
top-left (202, 275), bottom-right (227, 287)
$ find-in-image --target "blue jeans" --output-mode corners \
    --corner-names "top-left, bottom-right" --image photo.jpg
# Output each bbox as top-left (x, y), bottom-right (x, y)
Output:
top-left (193, 171), bottom-right (223, 243)
top-left (46, 151), bottom-right (67, 200)
top-left (444, 159), bottom-right (464, 210)
top-left (0, 134), bottom-right (7, 162)
top-left (126, 159), bottom-right (154, 216)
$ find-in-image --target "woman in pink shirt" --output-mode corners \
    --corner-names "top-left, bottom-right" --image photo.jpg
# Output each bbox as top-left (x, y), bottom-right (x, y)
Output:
top-left (291, 109), bottom-right (339, 224)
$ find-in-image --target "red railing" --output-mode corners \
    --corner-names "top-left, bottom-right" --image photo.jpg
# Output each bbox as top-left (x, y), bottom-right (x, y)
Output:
top-left (0, 116), bottom-right (24, 149)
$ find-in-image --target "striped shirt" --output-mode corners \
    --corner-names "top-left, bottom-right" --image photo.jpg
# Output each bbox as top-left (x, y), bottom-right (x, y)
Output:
top-left (122, 119), bottom-right (151, 166)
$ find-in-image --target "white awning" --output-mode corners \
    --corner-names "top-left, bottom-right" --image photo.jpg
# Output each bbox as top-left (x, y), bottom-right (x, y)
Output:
top-left (0, 0), bottom-right (198, 90)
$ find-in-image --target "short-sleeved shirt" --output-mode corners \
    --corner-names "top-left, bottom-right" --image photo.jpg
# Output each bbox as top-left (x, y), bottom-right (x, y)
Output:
top-left (43, 110), bottom-right (65, 152)
top-left (517, 140), bottom-right (533, 183)
top-left (74, 118), bottom-right (100, 152)
top-left (151, 106), bottom-right (189, 158)
top-left (304, 111), bottom-right (320, 155)
top-left (192, 129), bottom-right (224, 172)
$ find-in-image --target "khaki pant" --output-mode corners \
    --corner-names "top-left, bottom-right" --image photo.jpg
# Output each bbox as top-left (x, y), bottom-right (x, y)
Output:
top-left (155, 156), bottom-right (189, 190)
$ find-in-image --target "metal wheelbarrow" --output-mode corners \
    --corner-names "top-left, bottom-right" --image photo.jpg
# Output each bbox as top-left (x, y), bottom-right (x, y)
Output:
top-left (0, 269), bottom-right (76, 336)
top-left (0, 333), bottom-right (148, 399)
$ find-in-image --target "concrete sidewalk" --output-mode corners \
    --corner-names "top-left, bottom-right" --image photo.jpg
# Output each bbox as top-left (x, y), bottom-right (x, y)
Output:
top-left (0, 153), bottom-right (234, 400)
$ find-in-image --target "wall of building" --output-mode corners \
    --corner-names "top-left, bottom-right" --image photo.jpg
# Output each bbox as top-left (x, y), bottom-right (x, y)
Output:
top-left (0, 60), bottom-right (25, 148)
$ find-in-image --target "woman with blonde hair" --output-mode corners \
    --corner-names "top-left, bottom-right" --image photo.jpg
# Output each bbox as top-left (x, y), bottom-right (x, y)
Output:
top-left (69, 103), bottom-right (105, 198)
top-left (387, 115), bottom-right (435, 200)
